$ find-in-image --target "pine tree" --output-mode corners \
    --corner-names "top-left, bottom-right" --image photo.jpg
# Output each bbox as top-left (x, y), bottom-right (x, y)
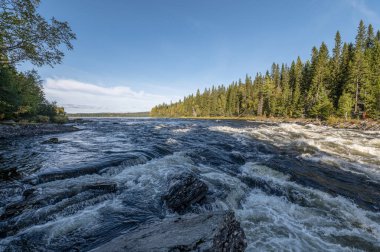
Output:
top-left (344, 21), bottom-right (370, 116)
top-left (366, 34), bottom-right (380, 118)
top-left (356, 20), bottom-right (367, 50)
top-left (262, 71), bottom-right (276, 116)
top-left (255, 74), bottom-right (264, 116)
top-left (330, 31), bottom-right (343, 107)
top-left (291, 57), bottom-right (303, 117)
top-left (306, 43), bottom-right (333, 118)
top-left (366, 24), bottom-right (375, 49)
top-left (279, 64), bottom-right (290, 116)
top-left (337, 92), bottom-right (353, 119)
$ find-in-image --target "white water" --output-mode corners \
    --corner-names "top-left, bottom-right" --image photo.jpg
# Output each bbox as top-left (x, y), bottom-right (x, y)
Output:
top-left (1, 119), bottom-right (379, 251)
top-left (210, 123), bottom-right (380, 179)
top-left (237, 163), bottom-right (380, 251)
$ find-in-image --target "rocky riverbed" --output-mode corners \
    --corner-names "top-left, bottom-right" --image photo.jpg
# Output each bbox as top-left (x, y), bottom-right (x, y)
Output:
top-left (0, 118), bottom-right (379, 251)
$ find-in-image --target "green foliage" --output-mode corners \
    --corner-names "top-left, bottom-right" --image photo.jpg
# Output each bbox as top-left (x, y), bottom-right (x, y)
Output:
top-left (0, 0), bottom-right (76, 66)
top-left (0, 64), bottom-right (67, 122)
top-left (338, 92), bottom-right (354, 119)
top-left (308, 89), bottom-right (334, 120)
top-left (0, 0), bottom-right (75, 123)
top-left (152, 21), bottom-right (380, 121)
top-left (51, 115), bottom-right (68, 124)
top-left (35, 115), bottom-right (50, 123)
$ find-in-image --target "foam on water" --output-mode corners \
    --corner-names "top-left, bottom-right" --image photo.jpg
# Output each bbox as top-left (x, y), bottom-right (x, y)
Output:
top-left (1, 118), bottom-right (380, 251)
top-left (237, 163), bottom-right (380, 252)
top-left (210, 123), bottom-right (380, 178)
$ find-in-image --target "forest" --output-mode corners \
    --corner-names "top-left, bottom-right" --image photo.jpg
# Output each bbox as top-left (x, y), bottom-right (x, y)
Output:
top-left (0, 0), bottom-right (75, 123)
top-left (0, 65), bottom-right (68, 123)
top-left (151, 21), bottom-right (380, 120)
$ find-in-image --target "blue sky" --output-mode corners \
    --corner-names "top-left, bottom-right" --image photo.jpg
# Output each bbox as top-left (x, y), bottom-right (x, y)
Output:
top-left (20, 0), bottom-right (380, 112)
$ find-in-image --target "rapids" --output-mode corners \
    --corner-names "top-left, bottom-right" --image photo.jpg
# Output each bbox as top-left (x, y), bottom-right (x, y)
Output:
top-left (0, 118), bottom-right (379, 251)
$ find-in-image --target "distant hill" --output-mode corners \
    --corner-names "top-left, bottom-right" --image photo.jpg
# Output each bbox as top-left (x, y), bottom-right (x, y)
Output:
top-left (68, 112), bottom-right (150, 117)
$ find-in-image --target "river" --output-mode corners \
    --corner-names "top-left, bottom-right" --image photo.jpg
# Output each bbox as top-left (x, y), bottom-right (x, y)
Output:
top-left (0, 118), bottom-right (379, 251)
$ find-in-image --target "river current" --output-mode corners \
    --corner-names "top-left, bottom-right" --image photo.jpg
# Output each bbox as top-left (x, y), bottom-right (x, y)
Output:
top-left (0, 118), bottom-right (379, 251)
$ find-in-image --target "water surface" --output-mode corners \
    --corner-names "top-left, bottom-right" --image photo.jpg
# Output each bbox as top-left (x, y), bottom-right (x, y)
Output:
top-left (0, 118), bottom-right (379, 251)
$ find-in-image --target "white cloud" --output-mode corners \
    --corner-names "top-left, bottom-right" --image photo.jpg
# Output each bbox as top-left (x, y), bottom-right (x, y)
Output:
top-left (43, 78), bottom-right (179, 113)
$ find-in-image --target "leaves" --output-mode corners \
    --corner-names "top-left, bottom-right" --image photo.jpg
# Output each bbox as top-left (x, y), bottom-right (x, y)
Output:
top-left (0, 0), bottom-right (76, 66)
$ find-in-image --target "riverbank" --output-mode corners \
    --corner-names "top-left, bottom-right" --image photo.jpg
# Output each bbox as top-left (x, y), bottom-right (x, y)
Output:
top-left (0, 123), bottom-right (79, 139)
top-left (171, 116), bottom-right (380, 131)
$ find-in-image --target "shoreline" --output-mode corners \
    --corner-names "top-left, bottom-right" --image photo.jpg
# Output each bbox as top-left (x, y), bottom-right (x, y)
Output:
top-left (155, 116), bottom-right (380, 131)
top-left (1, 116), bottom-right (379, 140)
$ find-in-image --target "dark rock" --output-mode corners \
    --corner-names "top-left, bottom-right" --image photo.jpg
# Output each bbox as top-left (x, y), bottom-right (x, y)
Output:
top-left (0, 167), bottom-right (21, 181)
top-left (0, 181), bottom-right (118, 237)
top-left (163, 173), bottom-right (208, 212)
top-left (42, 137), bottom-right (59, 144)
top-left (26, 155), bottom-right (143, 185)
top-left (213, 211), bottom-right (247, 252)
top-left (22, 188), bottom-right (36, 199)
top-left (90, 211), bottom-right (247, 252)
top-left (265, 154), bottom-right (380, 212)
top-left (229, 152), bottom-right (246, 165)
top-left (0, 181), bottom-right (117, 221)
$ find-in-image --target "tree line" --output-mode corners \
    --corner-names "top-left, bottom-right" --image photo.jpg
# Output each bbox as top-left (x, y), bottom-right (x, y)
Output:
top-left (0, 0), bottom-right (75, 123)
top-left (151, 21), bottom-right (380, 120)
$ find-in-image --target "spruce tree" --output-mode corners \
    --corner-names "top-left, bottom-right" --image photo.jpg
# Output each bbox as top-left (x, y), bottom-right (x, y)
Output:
top-left (344, 21), bottom-right (370, 116)
top-left (292, 57), bottom-right (303, 117)
top-left (306, 43), bottom-right (333, 118)
top-left (330, 31), bottom-right (343, 107)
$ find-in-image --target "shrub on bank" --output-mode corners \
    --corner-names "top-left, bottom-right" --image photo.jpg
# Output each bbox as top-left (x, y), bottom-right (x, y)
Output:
top-left (36, 115), bottom-right (50, 123)
top-left (51, 115), bottom-right (68, 124)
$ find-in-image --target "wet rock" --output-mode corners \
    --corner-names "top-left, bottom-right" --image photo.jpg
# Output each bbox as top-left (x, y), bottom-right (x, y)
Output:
top-left (90, 211), bottom-right (247, 252)
top-left (0, 181), bottom-right (118, 238)
top-left (27, 155), bottom-right (145, 185)
top-left (0, 167), bottom-right (21, 181)
top-left (213, 211), bottom-right (247, 252)
top-left (0, 181), bottom-right (117, 221)
top-left (229, 152), bottom-right (246, 165)
top-left (42, 137), bottom-right (60, 144)
top-left (265, 155), bottom-right (380, 212)
top-left (163, 173), bottom-right (208, 212)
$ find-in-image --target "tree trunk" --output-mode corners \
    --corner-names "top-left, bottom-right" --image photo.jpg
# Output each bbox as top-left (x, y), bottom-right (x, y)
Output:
top-left (257, 94), bottom-right (263, 116)
top-left (355, 76), bottom-right (359, 114)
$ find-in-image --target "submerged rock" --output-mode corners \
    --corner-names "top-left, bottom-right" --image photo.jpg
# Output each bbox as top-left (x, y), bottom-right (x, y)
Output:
top-left (42, 137), bottom-right (60, 144)
top-left (0, 167), bottom-right (21, 181)
top-left (0, 181), bottom-right (117, 222)
top-left (0, 181), bottom-right (118, 238)
top-left (163, 173), bottom-right (208, 212)
top-left (90, 211), bottom-right (247, 252)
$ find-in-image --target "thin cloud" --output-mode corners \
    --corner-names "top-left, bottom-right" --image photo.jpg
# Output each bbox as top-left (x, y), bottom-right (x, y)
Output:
top-left (346, 0), bottom-right (380, 24)
top-left (44, 78), bottom-right (179, 113)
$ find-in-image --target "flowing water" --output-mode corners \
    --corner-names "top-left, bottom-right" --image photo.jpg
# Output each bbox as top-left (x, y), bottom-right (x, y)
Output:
top-left (0, 118), bottom-right (379, 251)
